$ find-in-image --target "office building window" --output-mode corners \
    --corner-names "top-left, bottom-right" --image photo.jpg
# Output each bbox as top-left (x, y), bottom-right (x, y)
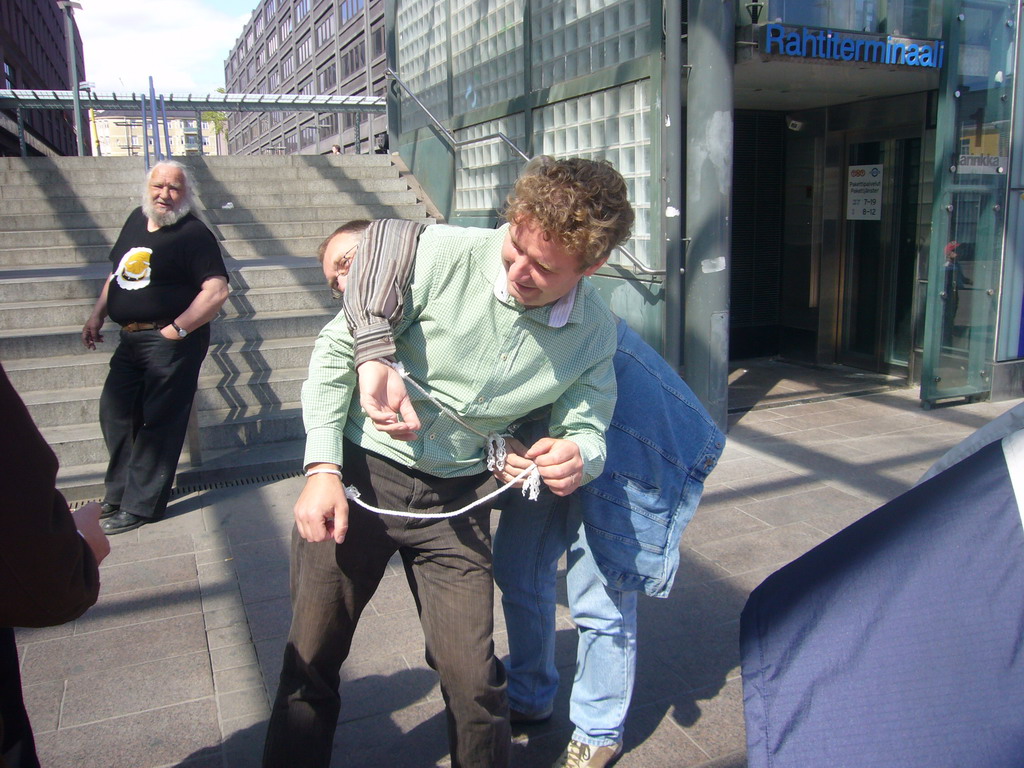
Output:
top-left (316, 12), bottom-right (335, 48)
top-left (265, 0), bottom-right (276, 20)
top-left (280, 13), bottom-right (293, 39)
top-left (281, 51), bottom-right (295, 77)
top-left (256, 48), bottom-right (266, 68)
top-left (340, 0), bottom-right (364, 25)
top-left (3, 61), bottom-right (15, 89)
top-left (296, 0), bottom-right (309, 22)
top-left (301, 123), bottom-right (318, 146)
top-left (285, 132), bottom-right (298, 152)
top-left (298, 77), bottom-right (314, 96)
top-left (297, 34), bottom-right (313, 64)
top-left (319, 113), bottom-right (338, 139)
top-left (318, 62), bottom-right (337, 91)
top-left (268, 32), bottom-right (279, 55)
top-left (246, 30), bottom-right (254, 52)
top-left (372, 23), bottom-right (385, 59)
top-left (340, 40), bottom-right (366, 80)
top-left (268, 68), bottom-right (280, 91)
top-left (255, 15), bottom-right (264, 36)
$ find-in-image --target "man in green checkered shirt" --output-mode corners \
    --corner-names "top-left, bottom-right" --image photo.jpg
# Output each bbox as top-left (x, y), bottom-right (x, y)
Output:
top-left (263, 157), bottom-right (634, 768)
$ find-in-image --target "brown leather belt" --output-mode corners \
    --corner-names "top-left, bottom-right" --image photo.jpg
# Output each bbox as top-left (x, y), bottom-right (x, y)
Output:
top-left (121, 321), bottom-right (169, 332)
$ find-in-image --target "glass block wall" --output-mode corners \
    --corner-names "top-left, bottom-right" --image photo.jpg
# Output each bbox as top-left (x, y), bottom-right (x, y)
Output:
top-left (451, 1), bottom-right (525, 115)
top-left (393, 0), bottom-right (658, 268)
top-left (394, 1), bottom-right (450, 129)
top-left (454, 114), bottom-right (528, 213)
top-left (531, 0), bottom-right (651, 89)
top-left (535, 83), bottom-right (652, 268)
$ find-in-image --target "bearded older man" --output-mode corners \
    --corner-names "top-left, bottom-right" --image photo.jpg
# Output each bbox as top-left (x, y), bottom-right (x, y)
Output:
top-left (82, 161), bottom-right (229, 534)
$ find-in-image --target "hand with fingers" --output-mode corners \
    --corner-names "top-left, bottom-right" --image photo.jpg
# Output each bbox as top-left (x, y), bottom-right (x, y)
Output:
top-left (357, 359), bottom-right (422, 441)
top-left (525, 437), bottom-right (585, 496)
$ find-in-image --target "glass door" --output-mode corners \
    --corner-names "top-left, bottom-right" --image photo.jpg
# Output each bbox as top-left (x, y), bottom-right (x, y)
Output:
top-left (838, 136), bottom-right (921, 374)
top-left (921, 0), bottom-right (1016, 405)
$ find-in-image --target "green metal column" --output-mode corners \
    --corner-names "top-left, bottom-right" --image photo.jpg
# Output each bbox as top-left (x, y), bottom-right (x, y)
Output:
top-left (684, 0), bottom-right (734, 428)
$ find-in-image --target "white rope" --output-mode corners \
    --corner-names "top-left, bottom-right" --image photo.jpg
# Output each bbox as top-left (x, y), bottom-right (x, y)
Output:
top-left (387, 360), bottom-right (510, 472)
top-left (345, 359), bottom-right (543, 518)
top-left (345, 462), bottom-right (542, 519)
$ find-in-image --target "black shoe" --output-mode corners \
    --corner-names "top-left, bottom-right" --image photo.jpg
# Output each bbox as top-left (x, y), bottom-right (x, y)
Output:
top-left (101, 510), bottom-right (149, 535)
top-left (99, 502), bottom-right (120, 519)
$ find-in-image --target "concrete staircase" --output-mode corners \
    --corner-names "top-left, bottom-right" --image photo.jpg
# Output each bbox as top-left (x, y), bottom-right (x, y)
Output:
top-left (0, 154), bottom-right (435, 502)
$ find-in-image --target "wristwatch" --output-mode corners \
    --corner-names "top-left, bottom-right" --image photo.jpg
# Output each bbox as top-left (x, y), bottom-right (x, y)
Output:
top-left (171, 322), bottom-right (188, 339)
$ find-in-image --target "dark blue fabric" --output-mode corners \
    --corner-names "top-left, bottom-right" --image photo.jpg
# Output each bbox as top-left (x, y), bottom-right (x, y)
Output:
top-left (741, 439), bottom-right (1024, 767)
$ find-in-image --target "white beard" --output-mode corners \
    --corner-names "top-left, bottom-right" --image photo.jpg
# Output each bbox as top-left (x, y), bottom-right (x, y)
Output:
top-left (142, 199), bottom-right (191, 228)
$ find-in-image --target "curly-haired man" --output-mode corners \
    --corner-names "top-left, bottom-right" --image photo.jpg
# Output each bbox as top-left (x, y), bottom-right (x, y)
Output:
top-left (263, 156), bottom-right (633, 768)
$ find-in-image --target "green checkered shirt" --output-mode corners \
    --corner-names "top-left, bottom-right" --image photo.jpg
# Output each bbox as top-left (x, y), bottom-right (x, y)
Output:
top-left (302, 223), bottom-right (617, 481)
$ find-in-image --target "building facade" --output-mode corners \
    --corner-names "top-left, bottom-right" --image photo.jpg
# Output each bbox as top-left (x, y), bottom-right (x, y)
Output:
top-left (224, 0), bottom-right (387, 155)
top-left (91, 110), bottom-right (224, 158)
top-left (0, 0), bottom-right (87, 156)
top-left (386, 0), bottom-right (1024, 418)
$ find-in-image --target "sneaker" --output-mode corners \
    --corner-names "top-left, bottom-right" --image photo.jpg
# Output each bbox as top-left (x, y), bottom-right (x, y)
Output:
top-left (553, 739), bottom-right (622, 768)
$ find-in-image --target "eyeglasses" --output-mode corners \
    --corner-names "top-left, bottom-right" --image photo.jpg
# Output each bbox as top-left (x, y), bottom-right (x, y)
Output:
top-left (329, 244), bottom-right (358, 300)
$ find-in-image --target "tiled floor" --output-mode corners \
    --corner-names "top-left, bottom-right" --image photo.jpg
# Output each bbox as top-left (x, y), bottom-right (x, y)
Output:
top-left (16, 364), bottom-right (1023, 768)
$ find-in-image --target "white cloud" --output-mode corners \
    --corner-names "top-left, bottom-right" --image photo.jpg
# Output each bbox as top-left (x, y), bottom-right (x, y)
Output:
top-left (75, 0), bottom-right (253, 96)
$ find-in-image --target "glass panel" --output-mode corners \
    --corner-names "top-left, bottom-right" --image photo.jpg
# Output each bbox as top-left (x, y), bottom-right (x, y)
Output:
top-left (843, 142), bottom-right (885, 361)
top-left (534, 83), bottom-right (652, 268)
top-left (768, 0), bottom-right (943, 37)
top-left (395, 1), bottom-right (450, 130)
top-left (451, 0), bottom-right (525, 114)
top-left (922, 0), bottom-right (1016, 403)
top-left (454, 114), bottom-right (527, 211)
top-left (531, 0), bottom-right (651, 90)
top-left (887, 136), bottom-right (922, 366)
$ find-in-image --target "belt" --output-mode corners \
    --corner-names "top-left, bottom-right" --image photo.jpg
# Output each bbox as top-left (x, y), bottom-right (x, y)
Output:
top-left (121, 321), bottom-right (169, 332)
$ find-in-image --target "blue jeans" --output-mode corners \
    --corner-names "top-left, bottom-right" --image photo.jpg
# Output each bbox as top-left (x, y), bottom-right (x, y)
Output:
top-left (493, 490), bottom-right (637, 748)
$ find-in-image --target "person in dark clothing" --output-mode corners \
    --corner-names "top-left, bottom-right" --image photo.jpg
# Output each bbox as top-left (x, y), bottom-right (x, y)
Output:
top-left (81, 161), bottom-right (229, 534)
top-left (0, 362), bottom-right (110, 768)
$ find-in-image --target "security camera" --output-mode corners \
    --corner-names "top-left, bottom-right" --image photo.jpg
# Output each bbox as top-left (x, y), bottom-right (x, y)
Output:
top-left (787, 118), bottom-right (805, 132)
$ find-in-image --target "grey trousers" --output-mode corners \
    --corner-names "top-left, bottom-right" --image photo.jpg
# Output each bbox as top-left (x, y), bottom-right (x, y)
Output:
top-left (262, 442), bottom-right (510, 768)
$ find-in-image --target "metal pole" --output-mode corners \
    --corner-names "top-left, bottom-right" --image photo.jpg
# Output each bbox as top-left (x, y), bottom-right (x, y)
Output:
top-left (141, 94), bottom-right (151, 169)
top-left (195, 110), bottom-right (204, 156)
top-left (160, 96), bottom-right (171, 157)
top-left (148, 77), bottom-right (162, 161)
top-left (684, 0), bottom-right (734, 429)
top-left (16, 107), bottom-right (27, 157)
top-left (58, 1), bottom-right (84, 155)
top-left (662, 0), bottom-right (685, 370)
top-left (354, 113), bottom-right (361, 154)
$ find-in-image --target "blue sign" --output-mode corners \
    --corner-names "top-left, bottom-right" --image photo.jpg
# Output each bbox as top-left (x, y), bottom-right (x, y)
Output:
top-left (762, 24), bottom-right (945, 69)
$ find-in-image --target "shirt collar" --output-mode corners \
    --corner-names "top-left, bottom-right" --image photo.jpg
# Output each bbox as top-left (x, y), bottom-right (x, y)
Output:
top-left (492, 265), bottom-right (578, 328)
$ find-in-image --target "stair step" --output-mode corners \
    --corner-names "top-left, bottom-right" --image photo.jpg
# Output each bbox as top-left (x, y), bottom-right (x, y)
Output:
top-left (40, 399), bottom-right (307, 468)
top-left (0, 309), bottom-right (336, 360)
top-left (1, 153), bottom-right (433, 496)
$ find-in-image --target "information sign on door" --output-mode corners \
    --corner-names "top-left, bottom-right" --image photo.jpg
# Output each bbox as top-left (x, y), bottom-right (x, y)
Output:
top-left (847, 164), bottom-right (883, 220)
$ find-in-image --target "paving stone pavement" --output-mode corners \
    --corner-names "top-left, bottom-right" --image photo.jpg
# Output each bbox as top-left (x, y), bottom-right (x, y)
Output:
top-left (17, 380), bottom-right (1023, 768)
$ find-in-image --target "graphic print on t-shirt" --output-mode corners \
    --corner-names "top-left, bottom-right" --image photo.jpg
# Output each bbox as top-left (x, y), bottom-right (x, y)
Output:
top-left (115, 247), bottom-right (153, 290)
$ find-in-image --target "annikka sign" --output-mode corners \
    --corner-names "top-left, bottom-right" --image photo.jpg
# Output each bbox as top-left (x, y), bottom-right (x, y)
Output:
top-left (762, 23), bottom-right (945, 69)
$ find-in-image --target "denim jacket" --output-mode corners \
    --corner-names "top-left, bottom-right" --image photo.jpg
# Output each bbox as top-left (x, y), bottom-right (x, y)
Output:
top-left (578, 321), bottom-right (725, 598)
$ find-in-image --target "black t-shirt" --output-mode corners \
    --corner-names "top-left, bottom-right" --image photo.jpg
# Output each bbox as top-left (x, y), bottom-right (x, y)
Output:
top-left (106, 208), bottom-right (227, 325)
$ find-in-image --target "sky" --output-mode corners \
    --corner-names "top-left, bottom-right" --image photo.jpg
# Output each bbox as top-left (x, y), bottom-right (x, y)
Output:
top-left (73, 0), bottom-right (257, 96)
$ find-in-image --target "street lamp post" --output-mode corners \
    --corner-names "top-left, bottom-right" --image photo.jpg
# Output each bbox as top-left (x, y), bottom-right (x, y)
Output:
top-left (57, 1), bottom-right (84, 156)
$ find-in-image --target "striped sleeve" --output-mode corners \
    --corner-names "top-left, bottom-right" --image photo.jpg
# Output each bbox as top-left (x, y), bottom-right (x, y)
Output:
top-left (343, 218), bottom-right (426, 367)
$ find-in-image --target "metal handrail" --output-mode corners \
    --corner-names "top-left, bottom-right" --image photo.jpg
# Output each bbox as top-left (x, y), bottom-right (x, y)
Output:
top-left (385, 68), bottom-right (665, 276)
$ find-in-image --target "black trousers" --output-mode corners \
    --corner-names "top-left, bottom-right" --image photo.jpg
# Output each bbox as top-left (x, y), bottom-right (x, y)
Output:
top-left (263, 442), bottom-right (510, 768)
top-left (99, 326), bottom-right (209, 520)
